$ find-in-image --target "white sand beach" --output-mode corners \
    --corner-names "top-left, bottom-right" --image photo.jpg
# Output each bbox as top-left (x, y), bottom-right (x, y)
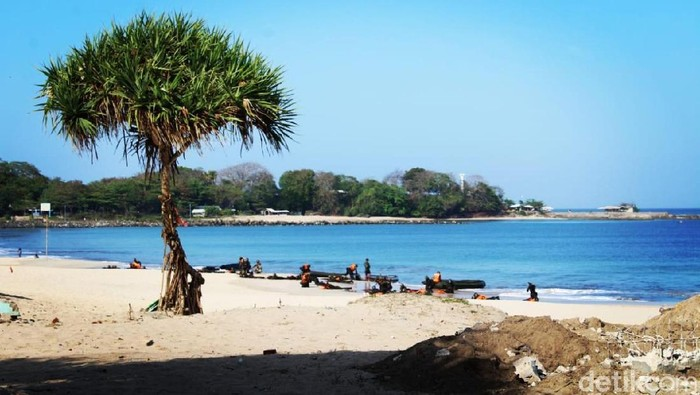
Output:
top-left (0, 257), bottom-right (671, 394)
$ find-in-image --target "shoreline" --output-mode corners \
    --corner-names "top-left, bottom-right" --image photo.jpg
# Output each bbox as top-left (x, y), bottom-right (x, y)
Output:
top-left (0, 210), bottom-right (691, 229)
top-left (0, 257), bottom-right (662, 323)
top-left (0, 257), bottom-right (685, 307)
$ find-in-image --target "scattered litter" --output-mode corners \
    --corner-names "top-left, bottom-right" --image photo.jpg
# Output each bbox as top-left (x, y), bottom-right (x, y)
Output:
top-left (435, 348), bottom-right (450, 357)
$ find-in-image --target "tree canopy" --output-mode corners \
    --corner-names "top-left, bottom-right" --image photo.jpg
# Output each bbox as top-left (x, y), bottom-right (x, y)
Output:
top-left (1, 161), bottom-right (541, 220)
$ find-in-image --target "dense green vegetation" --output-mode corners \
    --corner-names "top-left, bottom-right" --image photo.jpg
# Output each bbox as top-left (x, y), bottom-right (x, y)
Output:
top-left (0, 159), bottom-right (542, 220)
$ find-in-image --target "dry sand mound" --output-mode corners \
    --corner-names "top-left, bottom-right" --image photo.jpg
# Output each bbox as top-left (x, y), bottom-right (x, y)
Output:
top-left (367, 315), bottom-right (607, 394)
top-left (643, 294), bottom-right (700, 338)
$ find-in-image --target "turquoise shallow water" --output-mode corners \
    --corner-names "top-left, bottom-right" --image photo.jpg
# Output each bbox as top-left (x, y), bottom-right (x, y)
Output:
top-left (1, 217), bottom-right (698, 303)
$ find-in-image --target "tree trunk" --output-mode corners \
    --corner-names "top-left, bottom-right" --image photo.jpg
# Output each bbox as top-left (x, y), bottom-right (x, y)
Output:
top-left (158, 150), bottom-right (204, 315)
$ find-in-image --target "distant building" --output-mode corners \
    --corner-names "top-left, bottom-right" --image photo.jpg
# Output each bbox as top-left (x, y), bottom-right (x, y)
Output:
top-left (509, 204), bottom-right (535, 212)
top-left (262, 208), bottom-right (290, 215)
top-left (191, 208), bottom-right (206, 217)
top-left (598, 203), bottom-right (638, 213)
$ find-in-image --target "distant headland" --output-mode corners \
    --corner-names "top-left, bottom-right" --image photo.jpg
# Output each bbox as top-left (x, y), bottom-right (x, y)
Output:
top-left (1, 210), bottom-right (696, 228)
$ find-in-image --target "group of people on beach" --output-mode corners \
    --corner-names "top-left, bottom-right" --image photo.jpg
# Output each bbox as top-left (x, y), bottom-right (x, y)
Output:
top-left (342, 258), bottom-right (371, 281)
top-left (17, 248), bottom-right (39, 259)
top-left (235, 257), bottom-right (263, 277)
top-left (298, 258), bottom-right (374, 288)
top-left (119, 253), bottom-right (540, 303)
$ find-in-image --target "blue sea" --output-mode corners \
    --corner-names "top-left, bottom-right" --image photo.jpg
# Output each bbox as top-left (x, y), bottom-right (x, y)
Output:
top-left (1, 210), bottom-right (699, 304)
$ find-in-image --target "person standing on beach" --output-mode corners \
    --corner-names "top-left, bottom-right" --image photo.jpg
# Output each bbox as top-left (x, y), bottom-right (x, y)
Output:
top-left (299, 263), bottom-right (311, 287)
top-left (363, 258), bottom-right (371, 280)
top-left (18, 248), bottom-right (22, 258)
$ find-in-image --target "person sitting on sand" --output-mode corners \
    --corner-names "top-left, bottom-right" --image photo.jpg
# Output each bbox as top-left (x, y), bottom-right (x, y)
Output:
top-left (300, 271), bottom-right (311, 288)
top-left (444, 279), bottom-right (455, 294)
top-left (345, 263), bottom-right (359, 280)
top-left (253, 260), bottom-right (263, 274)
top-left (472, 292), bottom-right (500, 300)
top-left (525, 282), bottom-right (539, 302)
top-left (377, 278), bottom-right (392, 294)
top-left (239, 257), bottom-right (252, 277)
top-left (313, 277), bottom-right (349, 290)
top-left (400, 283), bottom-right (429, 295)
top-left (129, 258), bottom-right (143, 269)
top-left (432, 271), bottom-right (442, 283)
top-left (423, 276), bottom-right (435, 294)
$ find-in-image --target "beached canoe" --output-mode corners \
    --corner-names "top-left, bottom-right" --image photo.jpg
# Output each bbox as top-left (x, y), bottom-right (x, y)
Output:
top-left (220, 263), bottom-right (240, 272)
top-left (309, 270), bottom-right (346, 278)
top-left (422, 279), bottom-right (486, 289)
top-left (310, 271), bottom-right (400, 283)
top-left (367, 274), bottom-right (400, 283)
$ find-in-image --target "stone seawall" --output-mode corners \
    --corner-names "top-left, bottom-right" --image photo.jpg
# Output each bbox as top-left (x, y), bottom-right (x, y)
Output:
top-left (1, 211), bottom-right (694, 228)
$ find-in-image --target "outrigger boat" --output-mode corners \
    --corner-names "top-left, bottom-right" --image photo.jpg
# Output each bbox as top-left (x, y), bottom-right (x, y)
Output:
top-left (310, 271), bottom-right (400, 283)
top-left (422, 278), bottom-right (486, 289)
top-left (367, 274), bottom-right (400, 283)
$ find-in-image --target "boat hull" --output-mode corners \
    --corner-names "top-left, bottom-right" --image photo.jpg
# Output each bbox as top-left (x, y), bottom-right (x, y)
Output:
top-left (423, 279), bottom-right (486, 289)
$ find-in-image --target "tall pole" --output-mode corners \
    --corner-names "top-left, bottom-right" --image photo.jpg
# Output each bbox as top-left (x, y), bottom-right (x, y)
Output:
top-left (41, 202), bottom-right (51, 257)
top-left (45, 213), bottom-right (48, 257)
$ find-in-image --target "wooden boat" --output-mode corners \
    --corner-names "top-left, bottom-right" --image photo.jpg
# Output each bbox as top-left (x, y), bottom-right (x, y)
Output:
top-left (309, 270), bottom-right (346, 278)
top-left (367, 274), bottom-right (400, 283)
top-left (422, 278), bottom-right (486, 289)
top-left (220, 263), bottom-right (240, 272)
top-left (310, 271), bottom-right (400, 283)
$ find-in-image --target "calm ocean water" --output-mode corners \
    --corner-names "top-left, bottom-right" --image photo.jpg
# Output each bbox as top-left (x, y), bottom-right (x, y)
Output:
top-left (1, 211), bottom-right (698, 304)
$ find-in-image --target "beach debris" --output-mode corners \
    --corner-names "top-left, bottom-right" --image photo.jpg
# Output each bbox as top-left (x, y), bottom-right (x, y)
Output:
top-left (513, 356), bottom-right (547, 385)
top-left (263, 349), bottom-right (277, 355)
top-left (577, 354), bottom-right (591, 366)
top-left (0, 300), bottom-right (20, 321)
top-left (146, 340), bottom-right (154, 346)
top-left (145, 300), bottom-right (159, 313)
top-left (50, 317), bottom-right (60, 327)
top-left (435, 348), bottom-right (450, 357)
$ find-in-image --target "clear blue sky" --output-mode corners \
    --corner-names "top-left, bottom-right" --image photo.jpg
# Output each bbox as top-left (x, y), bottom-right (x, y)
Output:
top-left (1, 1), bottom-right (698, 208)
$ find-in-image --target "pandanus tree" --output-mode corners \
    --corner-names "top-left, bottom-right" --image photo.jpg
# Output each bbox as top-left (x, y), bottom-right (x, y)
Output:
top-left (38, 12), bottom-right (296, 314)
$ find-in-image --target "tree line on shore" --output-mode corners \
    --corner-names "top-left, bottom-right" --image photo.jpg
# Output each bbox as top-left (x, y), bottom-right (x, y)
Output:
top-left (0, 158), bottom-right (544, 220)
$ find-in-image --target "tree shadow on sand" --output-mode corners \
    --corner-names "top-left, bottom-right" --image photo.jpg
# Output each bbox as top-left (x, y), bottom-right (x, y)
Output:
top-left (0, 292), bottom-right (31, 300)
top-left (0, 351), bottom-right (402, 395)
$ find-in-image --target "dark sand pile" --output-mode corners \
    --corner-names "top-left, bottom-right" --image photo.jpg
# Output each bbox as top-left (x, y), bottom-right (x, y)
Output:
top-left (367, 316), bottom-right (619, 394)
top-left (368, 297), bottom-right (700, 394)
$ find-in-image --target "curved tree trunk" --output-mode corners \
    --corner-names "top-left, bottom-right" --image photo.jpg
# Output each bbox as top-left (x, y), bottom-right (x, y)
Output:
top-left (158, 150), bottom-right (204, 315)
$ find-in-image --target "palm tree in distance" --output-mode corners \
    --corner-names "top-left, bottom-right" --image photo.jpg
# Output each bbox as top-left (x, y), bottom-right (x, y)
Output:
top-left (38, 12), bottom-right (296, 314)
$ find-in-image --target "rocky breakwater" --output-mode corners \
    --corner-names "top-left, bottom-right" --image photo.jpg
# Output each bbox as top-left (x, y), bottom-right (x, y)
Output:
top-left (0, 218), bottom-right (160, 228)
